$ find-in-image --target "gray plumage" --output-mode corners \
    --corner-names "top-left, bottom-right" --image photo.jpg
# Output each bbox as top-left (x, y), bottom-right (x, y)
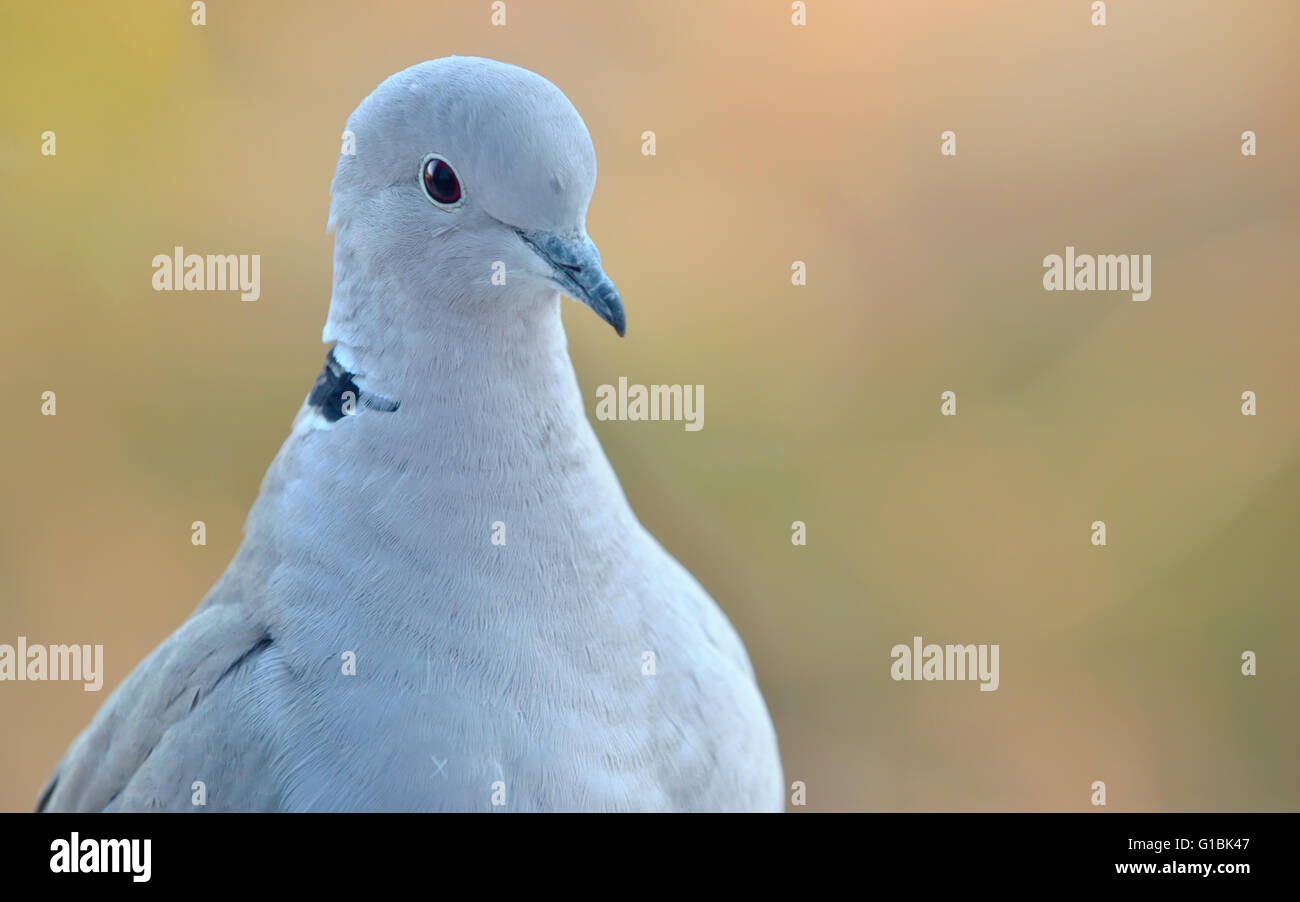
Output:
top-left (38, 56), bottom-right (783, 812)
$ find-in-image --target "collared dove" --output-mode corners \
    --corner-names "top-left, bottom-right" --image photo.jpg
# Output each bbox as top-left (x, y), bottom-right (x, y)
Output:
top-left (38, 56), bottom-right (783, 812)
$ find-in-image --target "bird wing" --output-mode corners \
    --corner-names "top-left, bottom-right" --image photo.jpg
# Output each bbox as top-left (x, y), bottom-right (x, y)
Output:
top-left (36, 598), bottom-right (271, 812)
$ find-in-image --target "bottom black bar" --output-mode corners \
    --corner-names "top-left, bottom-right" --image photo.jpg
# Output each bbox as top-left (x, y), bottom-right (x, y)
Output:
top-left (2, 813), bottom-right (1286, 888)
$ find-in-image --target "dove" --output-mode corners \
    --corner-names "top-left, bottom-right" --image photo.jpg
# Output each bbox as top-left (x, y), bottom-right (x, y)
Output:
top-left (37, 56), bottom-right (783, 812)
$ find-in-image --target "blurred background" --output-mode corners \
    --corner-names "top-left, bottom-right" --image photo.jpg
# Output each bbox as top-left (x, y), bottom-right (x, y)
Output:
top-left (1, 0), bottom-right (1297, 811)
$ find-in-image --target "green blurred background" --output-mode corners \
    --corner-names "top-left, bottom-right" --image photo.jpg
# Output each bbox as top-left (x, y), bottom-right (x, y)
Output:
top-left (2, 0), bottom-right (1297, 811)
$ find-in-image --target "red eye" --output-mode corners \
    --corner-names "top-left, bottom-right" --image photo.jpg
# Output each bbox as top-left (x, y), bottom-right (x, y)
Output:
top-left (422, 157), bottom-right (461, 205)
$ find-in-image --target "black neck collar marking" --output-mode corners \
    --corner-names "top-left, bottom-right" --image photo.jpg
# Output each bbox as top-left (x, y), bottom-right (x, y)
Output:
top-left (307, 348), bottom-right (400, 422)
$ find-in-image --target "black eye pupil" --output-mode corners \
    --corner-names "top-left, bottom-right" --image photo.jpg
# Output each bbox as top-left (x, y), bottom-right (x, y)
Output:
top-left (423, 159), bottom-right (461, 204)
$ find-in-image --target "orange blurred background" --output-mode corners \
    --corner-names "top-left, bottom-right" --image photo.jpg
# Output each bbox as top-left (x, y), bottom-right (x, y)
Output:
top-left (1, 0), bottom-right (1297, 811)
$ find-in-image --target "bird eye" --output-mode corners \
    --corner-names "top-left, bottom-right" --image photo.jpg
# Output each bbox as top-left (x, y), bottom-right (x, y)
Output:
top-left (421, 155), bottom-right (462, 207)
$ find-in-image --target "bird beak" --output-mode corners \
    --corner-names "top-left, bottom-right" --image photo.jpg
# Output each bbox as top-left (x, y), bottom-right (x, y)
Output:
top-left (515, 229), bottom-right (626, 336)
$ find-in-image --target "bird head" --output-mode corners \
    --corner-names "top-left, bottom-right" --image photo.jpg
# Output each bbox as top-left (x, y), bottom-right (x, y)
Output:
top-left (326, 56), bottom-right (625, 347)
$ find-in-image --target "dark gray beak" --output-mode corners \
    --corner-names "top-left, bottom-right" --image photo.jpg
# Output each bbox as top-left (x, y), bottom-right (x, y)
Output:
top-left (515, 229), bottom-right (626, 336)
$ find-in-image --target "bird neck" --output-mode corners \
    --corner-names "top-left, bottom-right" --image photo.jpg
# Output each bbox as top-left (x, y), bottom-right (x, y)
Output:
top-left (315, 286), bottom-right (628, 503)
